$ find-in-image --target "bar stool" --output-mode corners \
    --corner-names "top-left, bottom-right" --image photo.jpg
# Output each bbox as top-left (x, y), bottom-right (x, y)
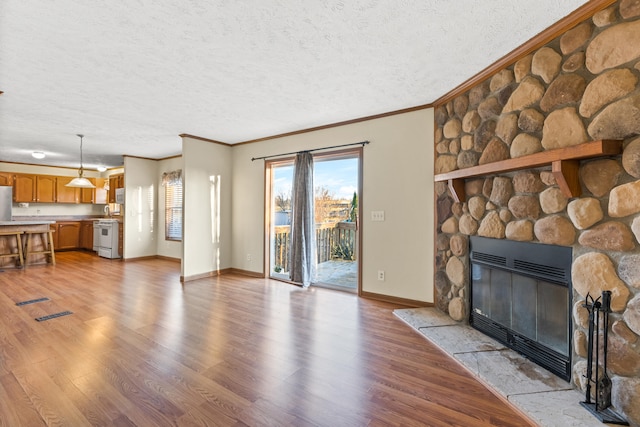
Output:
top-left (23, 230), bottom-right (56, 267)
top-left (0, 231), bottom-right (25, 267)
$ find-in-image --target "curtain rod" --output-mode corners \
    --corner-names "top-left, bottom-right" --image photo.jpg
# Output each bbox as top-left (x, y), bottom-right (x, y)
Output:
top-left (251, 140), bottom-right (369, 161)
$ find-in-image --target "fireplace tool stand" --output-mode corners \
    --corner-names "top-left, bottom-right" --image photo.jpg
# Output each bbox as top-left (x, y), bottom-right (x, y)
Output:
top-left (580, 291), bottom-right (628, 425)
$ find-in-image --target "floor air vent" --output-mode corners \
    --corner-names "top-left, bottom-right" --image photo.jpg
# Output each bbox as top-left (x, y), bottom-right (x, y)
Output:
top-left (16, 297), bottom-right (50, 306)
top-left (35, 311), bottom-right (73, 322)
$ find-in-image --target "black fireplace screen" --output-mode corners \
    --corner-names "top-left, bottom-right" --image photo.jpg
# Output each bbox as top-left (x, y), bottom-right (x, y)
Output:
top-left (470, 236), bottom-right (572, 381)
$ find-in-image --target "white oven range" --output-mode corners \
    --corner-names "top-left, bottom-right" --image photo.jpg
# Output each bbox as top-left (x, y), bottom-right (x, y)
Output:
top-left (94, 219), bottom-right (120, 259)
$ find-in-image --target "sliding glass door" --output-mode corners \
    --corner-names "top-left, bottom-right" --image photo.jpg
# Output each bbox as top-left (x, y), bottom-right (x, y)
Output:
top-left (266, 148), bottom-right (361, 292)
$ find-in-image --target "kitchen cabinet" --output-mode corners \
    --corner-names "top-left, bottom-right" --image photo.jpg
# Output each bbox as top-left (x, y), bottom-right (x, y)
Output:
top-left (80, 178), bottom-right (98, 204)
top-left (53, 221), bottom-right (81, 250)
top-left (13, 174), bottom-right (37, 202)
top-left (118, 222), bottom-right (123, 257)
top-left (36, 176), bottom-right (56, 203)
top-left (4, 171), bottom-right (107, 205)
top-left (80, 221), bottom-right (94, 250)
top-left (0, 172), bottom-right (13, 186)
top-left (94, 178), bottom-right (107, 204)
top-left (81, 187), bottom-right (93, 203)
top-left (108, 174), bottom-right (124, 203)
top-left (56, 176), bottom-right (79, 203)
top-left (57, 177), bottom-right (99, 204)
top-left (13, 174), bottom-right (56, 203)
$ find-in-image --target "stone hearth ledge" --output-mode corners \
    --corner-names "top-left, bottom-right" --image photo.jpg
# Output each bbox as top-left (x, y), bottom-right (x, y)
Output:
top-left (394, 307), bottom-right (611, 427)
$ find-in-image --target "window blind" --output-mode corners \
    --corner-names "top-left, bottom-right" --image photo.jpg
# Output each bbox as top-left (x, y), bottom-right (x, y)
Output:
top-left (164, 174), bottom-right (183, 241)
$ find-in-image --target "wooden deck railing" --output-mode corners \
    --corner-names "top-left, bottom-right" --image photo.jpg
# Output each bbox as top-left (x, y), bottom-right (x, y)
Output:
top-left (273, 221), bottom-right (356, 272)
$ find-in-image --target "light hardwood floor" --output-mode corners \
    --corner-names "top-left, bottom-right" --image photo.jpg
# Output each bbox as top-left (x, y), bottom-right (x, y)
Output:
top-left (0, 252), bottom-right (534, 426)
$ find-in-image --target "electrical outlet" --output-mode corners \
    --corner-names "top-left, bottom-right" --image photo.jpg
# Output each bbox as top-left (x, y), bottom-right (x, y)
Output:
top-left (247, 254), bottom-right (252, 262)
top-left (377, 270), bottom-right (385, 281)
top-left (371, 211), bottom-right (385, 221)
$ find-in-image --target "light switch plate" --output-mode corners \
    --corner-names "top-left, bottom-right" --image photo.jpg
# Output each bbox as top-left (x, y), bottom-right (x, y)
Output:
top-left (371, 211), bottom-right (385, 221)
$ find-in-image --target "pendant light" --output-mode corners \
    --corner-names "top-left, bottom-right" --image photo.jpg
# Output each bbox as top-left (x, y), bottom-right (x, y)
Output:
top-left (66, 134), bottom-right (96, 188)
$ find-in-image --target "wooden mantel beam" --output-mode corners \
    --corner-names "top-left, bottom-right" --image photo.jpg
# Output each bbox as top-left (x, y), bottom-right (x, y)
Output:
top-left (435, 140), bottom-right (623, 203)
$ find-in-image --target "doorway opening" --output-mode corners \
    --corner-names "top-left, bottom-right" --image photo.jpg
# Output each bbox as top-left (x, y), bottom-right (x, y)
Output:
top-left (266, 148), bottom-right (362, 292)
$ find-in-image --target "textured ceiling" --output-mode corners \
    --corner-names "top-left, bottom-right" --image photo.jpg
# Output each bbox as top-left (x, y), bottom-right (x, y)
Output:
top-left (0, 0), bottom-right (588, 169)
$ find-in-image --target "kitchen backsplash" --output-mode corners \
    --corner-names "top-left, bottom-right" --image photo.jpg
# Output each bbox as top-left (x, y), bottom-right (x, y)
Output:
top-left (12, 202), bottom-right (105, 217)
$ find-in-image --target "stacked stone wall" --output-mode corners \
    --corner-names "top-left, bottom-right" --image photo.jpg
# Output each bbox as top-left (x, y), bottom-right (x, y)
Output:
top-left (434, 1), bottom-right (640, 424)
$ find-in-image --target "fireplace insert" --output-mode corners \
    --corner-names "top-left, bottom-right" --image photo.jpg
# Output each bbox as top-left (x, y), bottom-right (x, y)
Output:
top-left (469, 236), bottom-right (572, 381)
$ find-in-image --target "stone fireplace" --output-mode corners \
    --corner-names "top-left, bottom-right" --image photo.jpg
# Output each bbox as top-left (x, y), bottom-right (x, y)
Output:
top-left (433, 1), bottom-right (640, 424)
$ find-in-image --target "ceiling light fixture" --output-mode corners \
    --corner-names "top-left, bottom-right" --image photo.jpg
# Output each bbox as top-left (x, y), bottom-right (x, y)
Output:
top-left (97, 166), bottom-right (107, 172)
top-left (32, 151), bottom-right (46, 159)
top-left (66, 134), bottom-right (96, 188)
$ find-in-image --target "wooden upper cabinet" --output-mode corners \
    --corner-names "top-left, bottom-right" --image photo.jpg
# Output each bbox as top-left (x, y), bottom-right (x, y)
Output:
top-left (36, 175), bottom-right (56, 203)
top-left (0, 172), bottom-right (13, 187)
top-left (13, 174), bottom-right (37, 202)
top-left (59, 176), bottom-right (99, 204)
top-left (108, 174), bottom-right (124, 203)
top-left (81, 187), bottom-right (94, 204)
top-left (5, 172), bottom-right (106, 204)
top-left (94, 178), bottom-right (107, 204)
top-left (14, 174), bottom-right (57, 203)
top-left (80, 178), bottom-right (96, 204)
top-left (55, 176), bottom-right (79, 203)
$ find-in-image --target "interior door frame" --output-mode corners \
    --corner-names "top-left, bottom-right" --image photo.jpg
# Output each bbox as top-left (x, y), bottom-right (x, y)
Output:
top-left (263, 147), bottom-right (363, 294)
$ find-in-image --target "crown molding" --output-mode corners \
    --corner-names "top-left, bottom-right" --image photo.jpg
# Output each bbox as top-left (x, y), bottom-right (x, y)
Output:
top-left (179, 133), bottom-right (232, 146)
top-left (235, 104), bottom-right (432, 146)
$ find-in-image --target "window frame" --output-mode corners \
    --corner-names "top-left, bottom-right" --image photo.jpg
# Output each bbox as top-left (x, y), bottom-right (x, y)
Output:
top-left (164, 172), bottom-right (183, 242)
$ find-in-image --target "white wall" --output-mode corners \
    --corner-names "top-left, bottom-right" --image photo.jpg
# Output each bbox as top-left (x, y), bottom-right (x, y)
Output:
top-left (156, 156), bottom-right (183, 259)
top-left (3, 111), bottom-right (435, 302)
top-left (122, 157), bottom-right (158, 259)
top-left (231, 109), bottom-right (435, 303)
top-left (181, 137), bottom-right (232, 280)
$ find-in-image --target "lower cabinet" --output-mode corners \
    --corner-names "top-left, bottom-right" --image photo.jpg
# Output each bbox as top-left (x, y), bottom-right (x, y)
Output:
top-left (80, 221), bottom-right (94, 250)
top-left (118, 222), bottom-right (123, 257)
top-left (53, 222), bottom-right (81, 250)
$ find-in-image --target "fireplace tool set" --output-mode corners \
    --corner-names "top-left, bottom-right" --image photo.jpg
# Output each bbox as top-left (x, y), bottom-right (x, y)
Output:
top-left (580, 291), bottom-right (628, 425)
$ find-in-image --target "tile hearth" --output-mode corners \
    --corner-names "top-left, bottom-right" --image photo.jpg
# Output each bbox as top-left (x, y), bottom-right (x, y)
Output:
top-left (394, 307), bottom-right (608, 427)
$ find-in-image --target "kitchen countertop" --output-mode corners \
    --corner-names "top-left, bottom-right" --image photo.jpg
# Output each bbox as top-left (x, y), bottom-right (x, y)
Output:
top-left (0, 220), bottom-right (56, 226)
top-left (12, 216), bottom-right (122, 223)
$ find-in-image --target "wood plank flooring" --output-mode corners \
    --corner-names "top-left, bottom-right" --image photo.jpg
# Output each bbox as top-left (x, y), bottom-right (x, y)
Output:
top-left (0, 252), bottom-right (534, 426)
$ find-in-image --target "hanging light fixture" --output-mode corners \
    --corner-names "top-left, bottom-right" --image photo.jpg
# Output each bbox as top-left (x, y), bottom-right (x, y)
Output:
top-left (66, 134), bottom-right (96, 188)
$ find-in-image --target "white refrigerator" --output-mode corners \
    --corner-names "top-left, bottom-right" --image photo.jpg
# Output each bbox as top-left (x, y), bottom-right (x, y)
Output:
top-left (0, 186), bottom-right (11, 221)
